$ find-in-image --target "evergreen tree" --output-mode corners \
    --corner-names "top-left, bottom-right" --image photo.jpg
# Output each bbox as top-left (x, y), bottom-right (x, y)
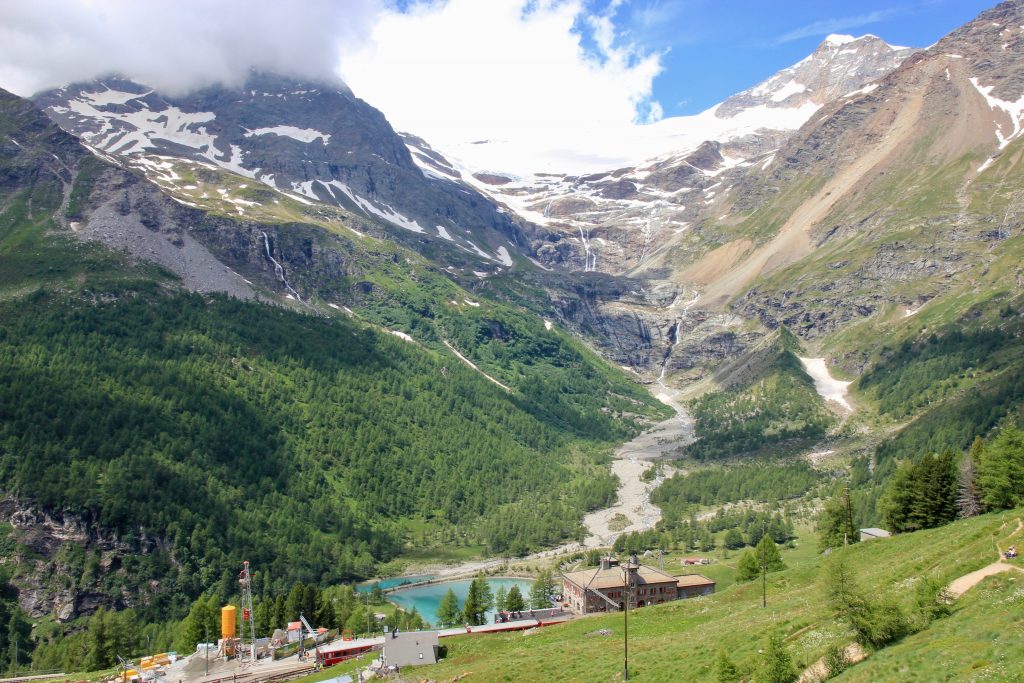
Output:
top-left (817, 489), bottom-right (858, 552)
top-left (529, 571), bottom-right (556, 608)
top-left (285, 583), bottom-right (305, 624)
top-left (736, 549), bottom-right (760, 583)
top-left (978, 425), bottom-right (1024, 510)
top-left (494, 585), bottom-right (507, 613)
top-left (882, 452), bottom-right (957, 533)
top-left (475, 574), bottom-right (494, 615)
top-left (756, 535), bottom-right (786, 573)
top-left (272, 595), bottom-right (286, 631)
top-left (757, 632), bottom-right (795, 683)
top-left (436, 588), bottom-right (461, 627)
top-left (505, 585), bottom-right (526, 613)
top-left (823, 555), bottom-right (908, 648)
top-left (724, 528), bottom-right (745, 550)
top-left (462, 579), bottom-right (483, 626)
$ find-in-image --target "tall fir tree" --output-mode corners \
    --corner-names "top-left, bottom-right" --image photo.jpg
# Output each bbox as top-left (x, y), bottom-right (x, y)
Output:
top-left (505, 585), bottom-right (526, 612)
top-left (436, 588), bottom-right (461, 627)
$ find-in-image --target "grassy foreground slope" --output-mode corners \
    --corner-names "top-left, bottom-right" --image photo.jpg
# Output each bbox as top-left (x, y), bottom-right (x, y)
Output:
top-left (415, 509), bottom-right (1023, 682)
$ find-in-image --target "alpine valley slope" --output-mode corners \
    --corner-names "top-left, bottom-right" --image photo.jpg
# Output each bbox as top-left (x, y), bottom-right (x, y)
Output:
top-left (0, 84), bottom-right (670, 626)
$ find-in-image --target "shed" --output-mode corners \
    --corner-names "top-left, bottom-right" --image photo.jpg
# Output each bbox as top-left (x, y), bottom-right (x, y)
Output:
top-left (383, 631), bottom-right (439, 668)
top-left (859, 528), bottom-right (891, 541)
top-left (675, 574), bottom-right (716, 598)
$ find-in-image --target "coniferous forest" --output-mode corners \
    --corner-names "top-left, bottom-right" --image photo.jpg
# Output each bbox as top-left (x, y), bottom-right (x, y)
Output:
top-left (0, 286), bottom-right (655, 621)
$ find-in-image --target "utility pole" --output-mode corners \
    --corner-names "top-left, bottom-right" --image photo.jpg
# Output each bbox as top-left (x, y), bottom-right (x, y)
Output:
top-left (623, 554), bottom-right (639, 681)
top-left (205, 625), bottom-right (209, 677)
top-left (761, 524), bottom-right (767, 609)
top-left (844, 484), bottom-right (854, 545)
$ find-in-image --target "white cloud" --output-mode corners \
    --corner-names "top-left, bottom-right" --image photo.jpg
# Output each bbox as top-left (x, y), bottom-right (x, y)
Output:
top-left (0, 0), bottom-right (381, 97)
top-left (0, 0), bottom-right (676, 175)
top-left (337, 0), bottom-right (665, 175)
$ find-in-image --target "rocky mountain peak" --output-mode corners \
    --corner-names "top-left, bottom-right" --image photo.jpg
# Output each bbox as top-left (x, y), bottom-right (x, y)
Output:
top-left (35, 72), bottom-right (530, 267)
top-left (715, 34), bottom-right (916, 118)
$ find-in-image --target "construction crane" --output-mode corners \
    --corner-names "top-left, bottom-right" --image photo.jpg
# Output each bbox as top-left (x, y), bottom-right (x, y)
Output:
top-left (239, 561), bottom-right (257, 661)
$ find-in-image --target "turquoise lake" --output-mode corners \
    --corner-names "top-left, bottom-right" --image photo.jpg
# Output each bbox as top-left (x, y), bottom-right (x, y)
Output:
top-left (388, 578), bottom-right (533, 627)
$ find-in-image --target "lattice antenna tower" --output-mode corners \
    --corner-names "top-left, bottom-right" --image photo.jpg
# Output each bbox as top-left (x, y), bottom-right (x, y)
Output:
top-left (239, 561), bottom-right (257, 661)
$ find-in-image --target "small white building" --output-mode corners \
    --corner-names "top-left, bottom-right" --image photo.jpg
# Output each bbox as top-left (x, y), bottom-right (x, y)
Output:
top-left (859, 528), bottom-right (891, 541)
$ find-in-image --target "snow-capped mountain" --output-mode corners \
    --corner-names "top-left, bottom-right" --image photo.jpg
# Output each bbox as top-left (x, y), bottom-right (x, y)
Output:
top-left (34, 72), bottom-right (529, 271)
top-left (459, 34), bottom-right (917, 275)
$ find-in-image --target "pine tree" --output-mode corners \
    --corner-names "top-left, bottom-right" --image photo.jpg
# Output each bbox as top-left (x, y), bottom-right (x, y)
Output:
top-left (736, 549), bottom-right (760, 582)
top-left (757, 632), bottom-right (795, 683)
top-left (530, 570), bottom-right (555, 608)
top-left (285, 583), bottom-right (305, 623)
top-left (505, 585), bottom-right (526, 613)
top-left (463, 579), bottom-right (483, 626)
top-left (436, 588), bottom-right (461, 627)
top-left (475, 574), bottom-right (494, 614)
top-left (756, 535), bottom-right (786, 573)
top-left (882, 452), bottom-right (957, 533)
top-left (494, 585), bottom-right (507, 613)
top-left (816, 489), bottom-right (858, 552)
top-left (84, 608), bottom-right (110, 672)
top-left (978, 425), bottom-right (1024, 510)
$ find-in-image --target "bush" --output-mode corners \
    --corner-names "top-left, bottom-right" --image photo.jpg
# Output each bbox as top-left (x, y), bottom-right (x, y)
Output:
top-left (823, 644), bottom-right (850, 678)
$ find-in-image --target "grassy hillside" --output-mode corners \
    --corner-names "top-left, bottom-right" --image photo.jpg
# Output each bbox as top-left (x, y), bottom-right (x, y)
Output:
top-left (412, 509), bottom-right (1023, 682)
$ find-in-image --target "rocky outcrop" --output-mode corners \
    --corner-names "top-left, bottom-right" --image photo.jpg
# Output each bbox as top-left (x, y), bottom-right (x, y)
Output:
top-left (0, 499), bottom-right (168, 620)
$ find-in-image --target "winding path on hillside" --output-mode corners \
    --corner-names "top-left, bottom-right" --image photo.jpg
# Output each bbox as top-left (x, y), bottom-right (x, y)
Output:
top-left (948, 517), bottom-right (1024, 598)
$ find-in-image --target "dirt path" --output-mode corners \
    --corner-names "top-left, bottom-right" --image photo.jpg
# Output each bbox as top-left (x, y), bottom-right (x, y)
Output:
top-left (947, 516), bottom-right (1023, 598)
top-left (798, 643), bottom-right (867, 683)
top-left (442, 340), bottom-right (512, 392)
top-left (947, 562), bottom-right (1022, 598)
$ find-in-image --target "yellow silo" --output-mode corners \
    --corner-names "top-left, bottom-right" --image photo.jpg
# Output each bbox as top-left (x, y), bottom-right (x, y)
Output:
top-left (221, 605), bottom-right (237, 640)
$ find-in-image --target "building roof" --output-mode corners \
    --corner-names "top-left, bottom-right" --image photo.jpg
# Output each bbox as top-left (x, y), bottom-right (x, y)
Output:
top-left (383, 631), bottom-right (439, 667)
top-left (287, 621), bottom-right (302, 630)
top-left (675, 574), bottom-right (715, 588)
top-left (859, 528), bottom-right (891, 538)
top-left (563, 563), bottom-right (680, 591)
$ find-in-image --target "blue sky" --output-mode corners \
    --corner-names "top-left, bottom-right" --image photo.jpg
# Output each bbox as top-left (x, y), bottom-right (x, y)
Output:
top-left (594, 0), bottom-right (993, 114)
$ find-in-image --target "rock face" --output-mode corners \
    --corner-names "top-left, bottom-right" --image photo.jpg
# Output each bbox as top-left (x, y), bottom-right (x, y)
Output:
top-left (723, 1), bottom-right (1024, 343)
top-left (0, 499), bottom-right (167, 620)
top-left (35, 72), bottom-right (531, 264)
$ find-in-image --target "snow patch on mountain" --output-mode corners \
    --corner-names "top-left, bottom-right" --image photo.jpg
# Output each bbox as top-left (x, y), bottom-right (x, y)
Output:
top-left (969, 76), bottom-right (1024, 150)
top-left (244, 125), bottom-right (330, 144)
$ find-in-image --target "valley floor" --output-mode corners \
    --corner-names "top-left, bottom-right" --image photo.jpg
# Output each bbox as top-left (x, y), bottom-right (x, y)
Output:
top-left (580, 402), bottom-right (695, 547)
